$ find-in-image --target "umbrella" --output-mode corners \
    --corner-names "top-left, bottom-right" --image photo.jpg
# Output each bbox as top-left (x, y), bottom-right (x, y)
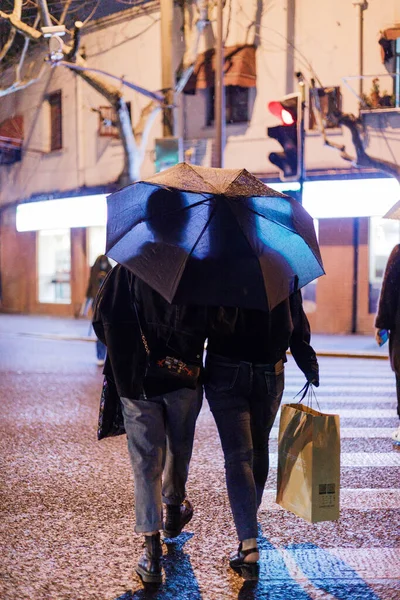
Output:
top-left (106, 162), bottom-right (325, 311)
top-left (383, 199), bottom-right (400, 220)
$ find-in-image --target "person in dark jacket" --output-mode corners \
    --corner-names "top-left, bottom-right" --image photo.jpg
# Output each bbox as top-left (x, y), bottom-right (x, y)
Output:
top-left (92, 264), bottom-right (208, 585)
top-left (204, 291), bottom-right (319, 579)
top-left (375, 243), bottom-right (400, 445)
top-left (84, 255), bottom-right (112, 366)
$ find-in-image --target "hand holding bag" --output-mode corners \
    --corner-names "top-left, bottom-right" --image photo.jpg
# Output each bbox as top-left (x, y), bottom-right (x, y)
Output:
top-left (276, 384), bottom-right (340, 523)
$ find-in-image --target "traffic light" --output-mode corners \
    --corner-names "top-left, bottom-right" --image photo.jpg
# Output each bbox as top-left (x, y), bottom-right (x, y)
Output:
top-left (267, 93), bottom-right (302, 182)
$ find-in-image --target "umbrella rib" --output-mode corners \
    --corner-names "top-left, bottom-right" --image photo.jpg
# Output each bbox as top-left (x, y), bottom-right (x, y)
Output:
top-left (107, 191), bottom-right (214, 252)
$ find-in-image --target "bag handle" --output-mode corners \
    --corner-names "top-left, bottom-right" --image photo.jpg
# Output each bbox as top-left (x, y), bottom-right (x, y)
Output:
top-left (132, 301), bottom-right (151, 357)
top-left (128, 276), bottom-right (150, 399)
top-left (294, 381), bottom-right (321, 411)
top-left (128, 275), bottom-right (151, 358)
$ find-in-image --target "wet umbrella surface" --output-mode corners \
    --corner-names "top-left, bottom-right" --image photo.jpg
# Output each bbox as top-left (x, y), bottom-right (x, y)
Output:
top-left (106, 163), bottom-right (324, 310)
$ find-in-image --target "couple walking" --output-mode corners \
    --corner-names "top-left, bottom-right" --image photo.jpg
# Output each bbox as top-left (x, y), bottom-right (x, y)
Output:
top-left (93, 265), bottom-right (319, 584)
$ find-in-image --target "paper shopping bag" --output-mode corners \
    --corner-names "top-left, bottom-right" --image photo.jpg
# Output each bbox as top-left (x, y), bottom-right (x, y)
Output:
top-left (276, 403), bottom-right (340, 523)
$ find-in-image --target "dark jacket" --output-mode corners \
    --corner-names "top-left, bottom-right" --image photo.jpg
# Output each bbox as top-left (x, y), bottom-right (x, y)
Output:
top-left (375, 244), bottom-right (400, 374)
top-left (207, 291), bottom-right (319, 383)
top-left (86, 255), bottom-right (112, 299)
top-left (92, 264), bottom-right (208, 399)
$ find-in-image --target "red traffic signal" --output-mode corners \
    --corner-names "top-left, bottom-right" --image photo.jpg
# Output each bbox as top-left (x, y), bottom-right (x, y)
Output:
top-left (267, 93), bottom-right (302, 181)
top-left (267, 101), bottom-right (296, 125)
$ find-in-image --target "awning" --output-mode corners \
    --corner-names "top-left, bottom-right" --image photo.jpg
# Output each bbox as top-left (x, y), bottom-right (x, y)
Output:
top-left (382, 26), bottom-right (400, 40)
top-left (0, 115), bottom-right (23, 164)
top-left (183, 44), bottom-right (256, 94)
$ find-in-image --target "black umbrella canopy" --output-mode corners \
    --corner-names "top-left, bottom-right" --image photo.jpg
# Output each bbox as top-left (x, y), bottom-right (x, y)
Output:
top-left (106, 163), bottom-right (324, 310)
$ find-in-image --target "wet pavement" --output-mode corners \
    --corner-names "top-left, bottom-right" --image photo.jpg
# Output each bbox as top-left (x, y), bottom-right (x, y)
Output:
top-left (0, 314), bottom-right (399, 600)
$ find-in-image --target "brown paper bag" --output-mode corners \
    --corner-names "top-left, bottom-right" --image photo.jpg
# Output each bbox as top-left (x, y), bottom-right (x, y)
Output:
top-left (276, 403), bottom-right (340, 523)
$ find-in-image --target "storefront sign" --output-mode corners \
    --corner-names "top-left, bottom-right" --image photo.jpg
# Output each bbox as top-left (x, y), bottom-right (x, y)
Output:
top-left (16, 194), bottom-right (108, 232)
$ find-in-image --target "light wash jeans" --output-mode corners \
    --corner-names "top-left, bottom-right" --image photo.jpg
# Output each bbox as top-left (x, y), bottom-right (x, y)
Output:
top-left (120, 386), bottom-right (202, 533)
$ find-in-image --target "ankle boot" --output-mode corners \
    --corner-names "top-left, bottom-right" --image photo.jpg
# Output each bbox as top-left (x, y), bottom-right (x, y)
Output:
top-left (135, 532), bottom-right (162, 584)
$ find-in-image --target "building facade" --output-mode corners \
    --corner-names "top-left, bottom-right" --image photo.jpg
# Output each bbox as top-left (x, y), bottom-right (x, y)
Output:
top-left (0, 0), bottom-right (400, 333)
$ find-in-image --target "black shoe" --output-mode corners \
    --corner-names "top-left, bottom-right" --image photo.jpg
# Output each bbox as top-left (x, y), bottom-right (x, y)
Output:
top-left (229, 543), bottom-right (260, 580)
top-left (162, 499), bottom-right (193, 538)
top-left (135, 532), bottom-right (162, 584)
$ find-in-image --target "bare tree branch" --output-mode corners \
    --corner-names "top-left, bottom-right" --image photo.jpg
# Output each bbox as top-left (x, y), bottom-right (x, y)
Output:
top-left (175, 0), bottom-right (211, 94)
top-left (37, 0), bottom-right (52, 27)
top-left (337, 113), bottom-right (400, 181)
top-left (0, 28), bottom-right (16, 62)
top-left (310, 80), bottom-right (400, 181)
top-left (0, 9), bottom-right (41, 40)
top-left (59, 0), bottom-right (73, 25)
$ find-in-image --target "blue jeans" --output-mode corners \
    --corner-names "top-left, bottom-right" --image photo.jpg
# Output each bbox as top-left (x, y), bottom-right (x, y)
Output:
top-left (96, 339), bottom-right (107, 360)
top-left (204, 353), bottom-right (285, 541)
top-left (120, 387), bottom-right (202, 533)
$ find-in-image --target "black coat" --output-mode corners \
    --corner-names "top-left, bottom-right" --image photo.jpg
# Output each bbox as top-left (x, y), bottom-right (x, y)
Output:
top-left (375, 244), bottom-right (400, 375)
top-left (92, 264), bottom-right (208, 400)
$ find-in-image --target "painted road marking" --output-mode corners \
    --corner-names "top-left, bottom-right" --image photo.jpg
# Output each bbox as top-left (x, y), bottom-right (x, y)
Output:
top-left (271, 547), bottom-right (400, 590)
top-left (269, 427), bottom-right (397, 438)
top-left (261, 489), bottom-right (400, 510)
top-left (268, 452), bottom-right (400, 467)
top-left (277, 408), bottom-right (395, 418)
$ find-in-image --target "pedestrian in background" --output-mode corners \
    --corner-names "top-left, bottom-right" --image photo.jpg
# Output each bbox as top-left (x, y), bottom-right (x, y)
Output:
top-left (83, 254), bottom-right (112, 366)
top-left (204, 291), bottom-right (319, 579)
top-left (93, 264), bottom-right (208, 585)
top-left (375, 243), bottom-right (400, 445)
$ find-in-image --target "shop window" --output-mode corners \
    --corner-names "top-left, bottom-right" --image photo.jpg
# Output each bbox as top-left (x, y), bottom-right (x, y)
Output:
top-left (369, 216), bottom-right (400, 312)
top-left (0, 115), bottom-right (23, 165)
top-left (301, 219), bottom-right (319, 314)
top-left (38, 229), bottom-right (71, 304)
top-left (97, 102), bottom-right (131, 137)
top-left (309, 86), bottom-right (341, 130)
top-left (395, 38), bottom-right (400, 107)
top-left (206, 86), bottom-right (249, 126)
top-left (48, 90), bottom-right (62, 151)
top-left (87, 225), bottom-right (107, 266)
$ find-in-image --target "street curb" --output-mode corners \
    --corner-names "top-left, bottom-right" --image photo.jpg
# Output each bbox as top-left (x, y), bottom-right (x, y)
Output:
top-left (19, 332), bottom-right (390, 359)
top-left (19, 332), bottom-right (94, 342)
top-left (314, 350), bottom-right (388, 360)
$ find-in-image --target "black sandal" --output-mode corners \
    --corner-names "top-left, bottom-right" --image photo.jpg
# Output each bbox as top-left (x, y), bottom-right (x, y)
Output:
top-left (229, 543), bottom-right (260, 580)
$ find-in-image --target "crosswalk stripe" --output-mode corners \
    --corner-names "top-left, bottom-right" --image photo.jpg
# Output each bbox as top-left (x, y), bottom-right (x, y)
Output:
top-left (271, 548), bottom-right (400, 581)
top-left (277, 407), bottom-right (395, 418)
top-left (268, 452), bottom-right (400, 467)
top-left (260, 489), bottom-right (400, 510)
top-left (282, 395), bottom-right (396, 404)
top-left (269, 427), bottom-right (396, 438)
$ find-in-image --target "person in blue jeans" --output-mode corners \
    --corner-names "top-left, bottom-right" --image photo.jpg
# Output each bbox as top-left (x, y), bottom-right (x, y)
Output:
top-left (83, 254), bottom-right (112, 366)
top-left (93, 265), bottom-right (208, 585)
top-left (204, 291), bottom-right (319, 579)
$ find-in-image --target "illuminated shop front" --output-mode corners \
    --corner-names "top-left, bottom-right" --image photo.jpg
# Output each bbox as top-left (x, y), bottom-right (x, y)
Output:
top-left (0, 194), bottom-right (109, 316)
top-left (271, 177), bottom-right (400, 333)
top-left (2, 178), bottom-right (400, 331)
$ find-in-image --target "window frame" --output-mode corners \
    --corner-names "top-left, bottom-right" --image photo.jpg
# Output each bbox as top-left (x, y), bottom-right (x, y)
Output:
top-left (97, 102), bottom-right (132, 138)
top-left (48, 90), bottom-right (63, 152)
top-left (395, 38), bottom-right (400, 107)
top-left (206, 85), bottom-right (249, 127)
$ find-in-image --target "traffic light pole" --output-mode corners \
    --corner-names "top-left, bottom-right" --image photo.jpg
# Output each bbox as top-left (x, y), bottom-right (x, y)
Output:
top-left (298, 77), bottom-right (306, 204)
top-left (161, 0), bottom-right (174, 137)
top-left (215, 0), bottom-right (225, 168)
